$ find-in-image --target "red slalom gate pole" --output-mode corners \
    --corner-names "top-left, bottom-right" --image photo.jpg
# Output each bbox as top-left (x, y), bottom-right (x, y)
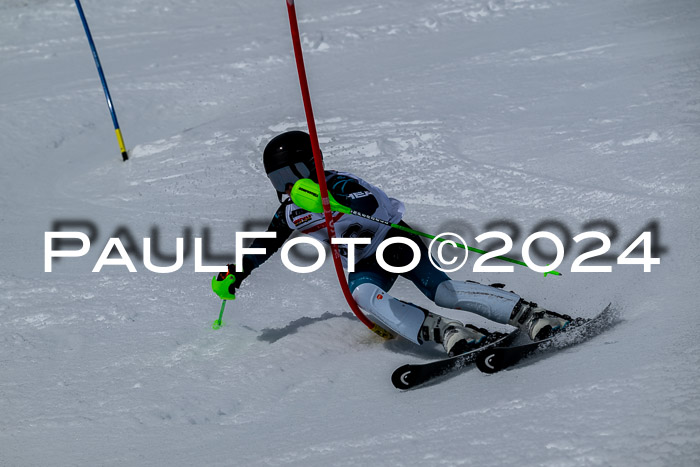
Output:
top-left (285, 0), bottom-right (392, 339)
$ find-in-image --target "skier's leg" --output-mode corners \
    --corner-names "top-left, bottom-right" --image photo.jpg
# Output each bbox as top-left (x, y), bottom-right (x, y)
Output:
top-left (385, 223), bottom-right (572, 340)
top-left (350, 226), bottom-right (503, 355)
top-left (351, 281), bottom-right (494, 355)
top-left (380, 224), bottom-right (521, 323)
top-left (432, 279), bottom-right (573, 340)
top-left (348, 256), bottom-right (424, 344)
top-left (377, 221), bottom-right (451, 302)
top-left (351, 282), bottom-right (426, 345)
top-left (434, 281), bottom-right (520, 324)
top-left (378, 225), bottom-right (514, 324)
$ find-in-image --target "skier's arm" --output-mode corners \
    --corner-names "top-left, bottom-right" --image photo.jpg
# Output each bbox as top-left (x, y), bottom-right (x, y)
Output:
top-left (212, 204), bottom-right (293, 300)
top-left (327, 173), bottom-right (379, 215)
top-left (240, 202), bottom-right (294, 275)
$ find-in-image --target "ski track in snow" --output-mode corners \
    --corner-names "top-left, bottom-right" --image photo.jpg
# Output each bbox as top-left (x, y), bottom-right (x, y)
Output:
top-left (1, 0), bottom-right (700, 465)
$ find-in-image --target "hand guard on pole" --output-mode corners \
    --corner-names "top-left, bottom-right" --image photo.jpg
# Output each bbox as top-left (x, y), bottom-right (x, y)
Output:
top-left (211, 264), bottom-right (247, 300)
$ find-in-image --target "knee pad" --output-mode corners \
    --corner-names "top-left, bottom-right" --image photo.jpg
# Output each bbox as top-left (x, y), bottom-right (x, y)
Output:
top-left (434, 280), bottom-right (520, 324)
top-left (352, 283), bottom-right (428, 345)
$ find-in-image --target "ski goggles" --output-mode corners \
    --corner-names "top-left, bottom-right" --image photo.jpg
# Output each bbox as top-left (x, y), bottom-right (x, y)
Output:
top-left (267, 162), bottom-right (313, 193)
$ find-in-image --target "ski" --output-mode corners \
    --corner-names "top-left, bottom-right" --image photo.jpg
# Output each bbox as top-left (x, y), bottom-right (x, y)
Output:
top-left (476, 303), bottom-right (617, 374)
top-left (391, 329), bottom-right (520, 390)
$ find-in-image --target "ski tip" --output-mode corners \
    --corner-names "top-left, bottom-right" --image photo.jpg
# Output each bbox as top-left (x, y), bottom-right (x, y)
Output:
top-left (391, 365), bottom-right (415, 390)
top-left (476, 348), bottom-right (505, 374)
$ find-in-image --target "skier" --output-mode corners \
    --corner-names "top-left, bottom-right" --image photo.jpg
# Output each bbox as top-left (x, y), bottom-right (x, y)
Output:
top-left (212, 130), bottom-right (573, 356)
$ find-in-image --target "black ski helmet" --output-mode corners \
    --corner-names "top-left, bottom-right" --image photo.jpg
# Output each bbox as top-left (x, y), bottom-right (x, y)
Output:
top-left (263, 130), bottom-right (318, 200)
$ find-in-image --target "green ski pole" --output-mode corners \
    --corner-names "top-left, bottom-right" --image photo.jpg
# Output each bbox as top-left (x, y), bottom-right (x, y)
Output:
top-left (212, 299), bottom-right (227, 330)
top-left (291, 179), bottom-right (562, 277)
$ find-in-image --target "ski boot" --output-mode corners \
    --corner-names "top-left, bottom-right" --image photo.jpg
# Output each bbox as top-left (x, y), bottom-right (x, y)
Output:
top-left (508, 299), bottom-right (573, 341)
top-left (421, 313), bottom-right (505, 357)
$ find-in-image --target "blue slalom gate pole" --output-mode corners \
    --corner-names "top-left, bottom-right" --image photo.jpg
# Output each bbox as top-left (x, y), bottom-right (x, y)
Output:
top-left (74, 0), bottom-right (129, 161)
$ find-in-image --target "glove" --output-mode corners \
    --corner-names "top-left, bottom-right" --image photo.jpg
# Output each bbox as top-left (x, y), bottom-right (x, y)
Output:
top-left (211, 264), bottom-right (248, 300)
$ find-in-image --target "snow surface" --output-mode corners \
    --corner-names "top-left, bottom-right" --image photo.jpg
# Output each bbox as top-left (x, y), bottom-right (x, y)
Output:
top-left (2, 0), bottom-right (700, 465)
